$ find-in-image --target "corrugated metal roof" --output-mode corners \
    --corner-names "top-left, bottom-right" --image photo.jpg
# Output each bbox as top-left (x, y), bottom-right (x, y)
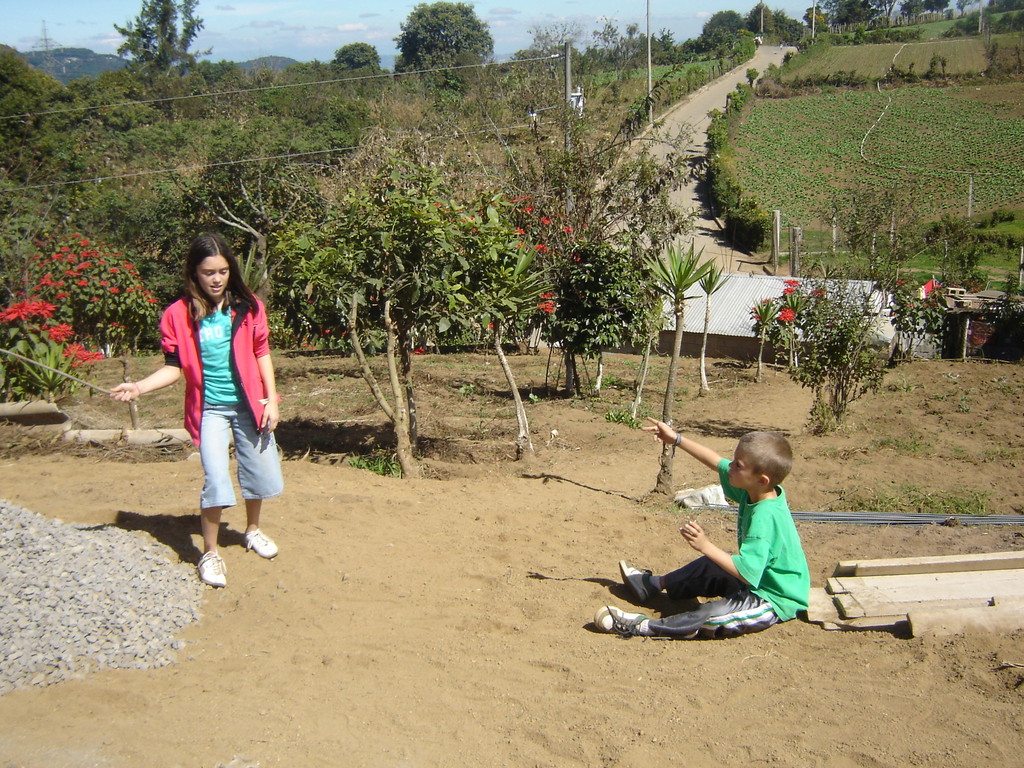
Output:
top-left (667, 273), bottom-right (883, 338)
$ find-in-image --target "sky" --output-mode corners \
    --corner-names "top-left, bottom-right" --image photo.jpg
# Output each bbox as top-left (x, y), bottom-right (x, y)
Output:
top-left (3, 1), bottom-right (809, 64)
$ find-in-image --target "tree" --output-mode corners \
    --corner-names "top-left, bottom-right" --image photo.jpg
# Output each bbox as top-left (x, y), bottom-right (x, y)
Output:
top-left (114, 0), bottom-right (209, 77)
top-left (788, 279), bottom-right (886, 433)
top-left (746, 3), bottom-right (777, 34)
top-left (507, 79), bottom-right (694, 396)
top-left (394, 2), bottom-right (493, 71)
top-left (825, 0), bottom-right (877, 25)
top-left (332, 43), bottom-right (382, 73)
top-left (697, 265), bottom-right (728, 394)
top-left (647, 244), bottom-right (711, 496)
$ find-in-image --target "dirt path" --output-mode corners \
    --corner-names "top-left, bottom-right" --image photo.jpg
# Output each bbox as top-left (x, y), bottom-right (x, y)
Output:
top-left (0, 354), bottom-right (1022, 767)
top-left (650, 46), bottom-right (793, 273)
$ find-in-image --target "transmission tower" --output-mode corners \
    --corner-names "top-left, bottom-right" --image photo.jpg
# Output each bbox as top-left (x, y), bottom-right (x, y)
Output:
top-left (32, 22), bottom-right (61, 78)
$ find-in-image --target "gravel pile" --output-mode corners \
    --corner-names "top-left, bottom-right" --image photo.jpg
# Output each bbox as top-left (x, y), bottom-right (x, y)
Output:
top-left (0, 499), bottom-right (204, 696)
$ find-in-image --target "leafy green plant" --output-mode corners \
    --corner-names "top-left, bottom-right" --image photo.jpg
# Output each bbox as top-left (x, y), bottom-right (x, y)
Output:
top-left (0, 300), bottom-right (104, 401)
top-left (347, 449), bottom-right (402, 478)
top-left (604, 406), bottom-right (643, 428)
top-left (785, 279), bottom-right (886, 434)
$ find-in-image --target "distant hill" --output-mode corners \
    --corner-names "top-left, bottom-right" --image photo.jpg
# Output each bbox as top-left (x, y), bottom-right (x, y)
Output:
top-left (238, 56), bottom-right (299, 73)
top-left (18, 47), bottom-right (127, 84)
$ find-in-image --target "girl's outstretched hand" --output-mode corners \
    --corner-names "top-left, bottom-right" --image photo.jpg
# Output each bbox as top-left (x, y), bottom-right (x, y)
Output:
top-left (110, 382), bottom-right (140, 402)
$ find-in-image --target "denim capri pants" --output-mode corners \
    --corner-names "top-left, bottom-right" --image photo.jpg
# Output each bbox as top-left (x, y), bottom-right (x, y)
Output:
top-left (199, 403), bottom-right (284, 509)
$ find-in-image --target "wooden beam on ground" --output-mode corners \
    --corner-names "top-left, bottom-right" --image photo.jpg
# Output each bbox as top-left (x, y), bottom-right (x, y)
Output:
top-left (804, 589), bottom-right (908, 631)
top-left (826, 569), bottom-right (1024, 603)
top-left (833, 551), bottom-right (1024, 578)
top-left (909, 598), bottom-right (1024, 636)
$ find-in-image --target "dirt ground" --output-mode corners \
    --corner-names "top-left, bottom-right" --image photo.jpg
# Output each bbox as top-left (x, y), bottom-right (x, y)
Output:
top-left (1, 351), bottom-right (1023, 767)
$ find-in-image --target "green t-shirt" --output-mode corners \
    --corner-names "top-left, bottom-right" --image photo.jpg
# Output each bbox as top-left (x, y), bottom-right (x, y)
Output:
top-left (718, 458), bottom-right (810, 621)
top-left (198, 308), bottom-right (241, 405)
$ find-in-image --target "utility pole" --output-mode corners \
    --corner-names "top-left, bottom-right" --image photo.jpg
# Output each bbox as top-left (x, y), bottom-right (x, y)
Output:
top-left (811, 0), bottom-right (818, 40)
top-left (647, 0), bottom-right (653, 128)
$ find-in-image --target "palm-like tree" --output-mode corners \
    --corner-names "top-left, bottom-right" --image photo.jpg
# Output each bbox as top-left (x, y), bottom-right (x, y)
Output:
top-left (698, 265), bottom-right (728, 394)
top-left (646, 243), bottom-right (712, 496)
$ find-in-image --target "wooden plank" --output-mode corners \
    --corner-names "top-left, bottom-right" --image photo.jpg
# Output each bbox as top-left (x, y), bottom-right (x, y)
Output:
top-left (833, 551), bottom-right (1024, 578)
top-left (909, 603), bottom-right (1024, 636)
top-left (839, 595), bottom-right (1000, 619)
top-left (835, 593), bottom-right (866, 618)
top-left (804, 589), bottom-right (907, 631)
top-left (828, 569), bottom-right (1024, 603)
top-left (805, 588), bottom-right (841, 623)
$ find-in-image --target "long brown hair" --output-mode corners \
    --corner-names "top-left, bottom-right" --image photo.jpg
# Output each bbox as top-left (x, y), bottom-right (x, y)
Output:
top-left (183, 233), bottom-right (258, 321)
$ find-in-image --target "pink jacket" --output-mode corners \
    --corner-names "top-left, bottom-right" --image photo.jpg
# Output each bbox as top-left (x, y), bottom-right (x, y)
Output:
top-left (159, 297), bottom-right (273, 446)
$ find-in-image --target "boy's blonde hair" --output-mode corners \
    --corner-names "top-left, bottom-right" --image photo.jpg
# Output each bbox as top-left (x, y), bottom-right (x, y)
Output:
top-left (736, 431), bottom-right (793, 486)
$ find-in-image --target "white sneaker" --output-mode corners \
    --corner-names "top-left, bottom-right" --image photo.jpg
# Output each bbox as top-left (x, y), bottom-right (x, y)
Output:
top-left (245, 529), bottom-right (278, 559)
top-left (197, 551), bottom-right (227, 587)
top-left (594, 605), bottom-right (650, 636)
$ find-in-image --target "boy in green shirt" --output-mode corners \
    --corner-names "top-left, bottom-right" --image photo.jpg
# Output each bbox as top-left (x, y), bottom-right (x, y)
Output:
top-left (595, 418), bottom-right (809, 639)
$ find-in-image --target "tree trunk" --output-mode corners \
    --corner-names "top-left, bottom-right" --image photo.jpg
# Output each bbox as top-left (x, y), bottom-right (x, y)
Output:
top-left (563, 348), bottom-right (578, 397)
top-left (699, 301), bottom-right (712, 393)
top-left (756, 330), bottom-right (766, 383)
top-left (631, 335), bottom-right (654, 420)
top-left (384, 301), bottom-right (419, 478)
top-left (398, 328), bottom-right (418, 447)
top-left (348, 298), bottom-right (395, 421)
top-left (494, 327), bottom-right (533, 460)
top-left (654, 308), bottom-right (685, 497)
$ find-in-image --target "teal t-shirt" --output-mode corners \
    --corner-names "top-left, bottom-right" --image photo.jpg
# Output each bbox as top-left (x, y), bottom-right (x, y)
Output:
top-left (718, 458), bottom-right (810, 621)
top-left (198, 308), bottom-right (241, 405)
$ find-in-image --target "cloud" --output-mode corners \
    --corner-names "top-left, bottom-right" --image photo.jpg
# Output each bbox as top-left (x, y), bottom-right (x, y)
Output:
top-left (358, 13), bottom-right (380, 18)
top-left (489, 7), bottom-right (521, 15)
top-left (240, 20), bottom-right (305, 31)
top-left (216, 4), bottom-right (235, 10)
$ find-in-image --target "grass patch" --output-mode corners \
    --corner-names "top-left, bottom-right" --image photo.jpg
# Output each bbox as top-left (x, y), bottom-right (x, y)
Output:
top-left (869, 434), bottom-right (924, 455)
top-left (604, 406), bottom-right (643, 428)
top-left (348, 449), bottom-right (402, 477)
top-left (842, 484), bottom-right (990, 516)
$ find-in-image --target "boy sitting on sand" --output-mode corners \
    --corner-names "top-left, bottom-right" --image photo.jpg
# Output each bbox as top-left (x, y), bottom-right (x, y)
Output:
top-left (595, 418), bottom-right (809, 639)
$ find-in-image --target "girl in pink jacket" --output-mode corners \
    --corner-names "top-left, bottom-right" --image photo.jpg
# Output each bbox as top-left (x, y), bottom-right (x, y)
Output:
top-left (111, 233), bottom-right (283, 587)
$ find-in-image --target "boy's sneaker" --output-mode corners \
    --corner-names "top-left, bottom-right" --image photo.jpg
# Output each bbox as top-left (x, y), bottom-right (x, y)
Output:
top-left (619, 560), bottom-right (654, 603)
top-left (245, 529), bottom-right (278, 559)
top-left (197, 552), bottom-right (227, 588)
top-left (594, 605), bottom-right (650, 637)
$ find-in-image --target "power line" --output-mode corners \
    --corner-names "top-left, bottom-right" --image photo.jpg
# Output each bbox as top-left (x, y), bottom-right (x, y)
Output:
top-left (1, 53), bottom-right (563, 123)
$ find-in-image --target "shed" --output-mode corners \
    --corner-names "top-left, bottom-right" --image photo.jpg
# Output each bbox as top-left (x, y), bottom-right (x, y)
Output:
top-left (642, 273), bottom-right (892, 361)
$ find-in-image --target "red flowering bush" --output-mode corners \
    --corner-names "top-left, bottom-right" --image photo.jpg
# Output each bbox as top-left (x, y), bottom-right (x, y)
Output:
top-left (0, 299), bottom-right (103, 401)
top-left (20, 234), bottom-right (159, 356)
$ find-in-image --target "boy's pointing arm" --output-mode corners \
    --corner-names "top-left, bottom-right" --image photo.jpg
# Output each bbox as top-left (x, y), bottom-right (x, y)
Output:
top-left (643, 418), bottom-right (723, 471)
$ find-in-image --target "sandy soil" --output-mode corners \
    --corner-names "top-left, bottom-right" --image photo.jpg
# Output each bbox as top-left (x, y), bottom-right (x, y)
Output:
top-left (1, 352), bottom-right (1023, 767)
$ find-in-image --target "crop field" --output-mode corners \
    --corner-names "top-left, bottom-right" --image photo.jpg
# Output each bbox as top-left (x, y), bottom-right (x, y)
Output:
top-left (781, 38), bottom-right (988, 80)
top-left (733, 82), bottom-right (1024, 226)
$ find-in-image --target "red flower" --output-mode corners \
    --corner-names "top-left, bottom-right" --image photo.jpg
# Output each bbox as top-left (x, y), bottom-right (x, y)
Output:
top-left (44, 323), bottom-right (75, 343)
top-left (534, 243), bottom-right (548, 253)
top-left (779, 308), bottom-right (796, 323)
top-left (0, 300), bottom-right (56, 322)
top-left (563, 226), bottom-right (573, 233)
top-left (784, 279), bottom-right (801, 288)
top-left (413, 347), bottom-right (425, 354)
top-left (540, 217), bottom-right (551, 225)
top-left (77, 280), bottom-right (88, 287)
top-left (109, 287), bottom-right (120, 293)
